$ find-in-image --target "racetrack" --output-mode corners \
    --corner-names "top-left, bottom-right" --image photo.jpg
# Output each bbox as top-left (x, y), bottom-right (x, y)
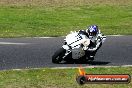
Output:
top-left (0, 36), bottom-right (132, 70)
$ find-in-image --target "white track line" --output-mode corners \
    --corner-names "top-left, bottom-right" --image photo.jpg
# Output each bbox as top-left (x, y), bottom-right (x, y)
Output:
top-left (21, 35), bottom-right (128, 39)
top-left (51, 65), bottom-right (132, 69)
top-left (122, 65), bottom-right (132, 67)
top-left (32, 35), bottom-right (126, 38)
top-left (108, 35), bottom-right (125, 36)
top-left (3, 65), bottom-right (131, 71)
top-left (33, 37), bottom-right (56, 38)
top-left (0, 42), bottom-right (30, 45)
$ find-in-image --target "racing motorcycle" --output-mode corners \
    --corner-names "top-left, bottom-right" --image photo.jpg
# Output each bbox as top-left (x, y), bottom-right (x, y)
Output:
top-left (52, 31), bottom-right (106, 63)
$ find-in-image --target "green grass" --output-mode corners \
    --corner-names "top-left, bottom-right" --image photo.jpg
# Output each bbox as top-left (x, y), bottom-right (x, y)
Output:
top-left (0, 67), bottom-right (132, 88)
top-left (0, 0), bottom-right (132, 37)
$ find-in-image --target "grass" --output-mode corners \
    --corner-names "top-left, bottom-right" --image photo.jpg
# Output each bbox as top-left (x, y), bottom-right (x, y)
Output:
top-left (0, 0), bottom-right (132, 37)
top-left (0, 1), bottom-right (131, 88)
top-left (0, 67), bottom-right (131, 88)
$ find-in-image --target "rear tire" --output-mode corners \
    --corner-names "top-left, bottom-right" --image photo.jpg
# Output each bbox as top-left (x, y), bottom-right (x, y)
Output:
top-left (52, 48), bottom-right (66, 63)
top-left (88, 56), bottom-right (94, 61)
top-left (79, 55), bottom-right (87, 62)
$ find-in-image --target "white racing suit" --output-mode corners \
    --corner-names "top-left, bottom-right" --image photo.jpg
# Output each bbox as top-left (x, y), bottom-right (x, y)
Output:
top-left (78, 30), bottom-right (106, 59)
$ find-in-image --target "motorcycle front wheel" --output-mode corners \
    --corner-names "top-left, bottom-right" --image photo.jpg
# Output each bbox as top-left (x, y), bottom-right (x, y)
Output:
top-left (52, 48), bottom-right (66, 63)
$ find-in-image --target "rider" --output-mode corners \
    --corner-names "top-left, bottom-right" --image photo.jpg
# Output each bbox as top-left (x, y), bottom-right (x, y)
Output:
top-left (79, 25), bottom-right (105, 60)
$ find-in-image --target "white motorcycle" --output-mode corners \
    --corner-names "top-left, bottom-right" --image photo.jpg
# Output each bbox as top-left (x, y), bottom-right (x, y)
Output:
top-left (52, 31), bottom-right (106, 63)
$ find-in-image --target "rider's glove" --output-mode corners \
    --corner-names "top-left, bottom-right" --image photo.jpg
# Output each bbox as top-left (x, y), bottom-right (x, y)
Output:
top-left (87, 41), bottom-right (101, 51)
top-left (83, 46), bottom-right (88, 50)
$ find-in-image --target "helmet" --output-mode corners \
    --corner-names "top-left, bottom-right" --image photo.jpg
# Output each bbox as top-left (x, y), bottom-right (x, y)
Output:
top-left (86, 25), bottom-right (99, 36)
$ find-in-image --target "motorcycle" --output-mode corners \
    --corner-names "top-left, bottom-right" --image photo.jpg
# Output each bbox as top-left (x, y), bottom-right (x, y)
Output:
top-left (52, 31), bottom-right (106, 63)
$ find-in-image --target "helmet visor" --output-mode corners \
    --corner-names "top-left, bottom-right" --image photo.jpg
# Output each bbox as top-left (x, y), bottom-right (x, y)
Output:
top-left (89, 32), bottom-right (97, 36)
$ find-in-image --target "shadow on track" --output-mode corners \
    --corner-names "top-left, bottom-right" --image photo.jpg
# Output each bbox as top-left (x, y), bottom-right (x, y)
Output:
top-left (60, 60), bottom-right (110, 65)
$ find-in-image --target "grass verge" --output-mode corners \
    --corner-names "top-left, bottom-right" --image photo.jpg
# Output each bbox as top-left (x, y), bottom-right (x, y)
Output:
top-left (0, 67), bottom-right (132, 88)
top-left (0, 0), bottom-right (132, 37)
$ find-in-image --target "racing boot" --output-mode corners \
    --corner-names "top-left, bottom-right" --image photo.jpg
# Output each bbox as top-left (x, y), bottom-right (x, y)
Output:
top-left (89, 55), bottom-right (94, 61)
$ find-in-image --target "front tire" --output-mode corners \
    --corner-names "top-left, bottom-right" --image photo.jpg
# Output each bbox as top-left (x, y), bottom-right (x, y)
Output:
top-left (52, 48), bottom-right (66, 63)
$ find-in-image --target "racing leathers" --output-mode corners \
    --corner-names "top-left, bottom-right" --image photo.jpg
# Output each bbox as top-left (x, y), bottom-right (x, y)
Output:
top-left (78, 30), bottom-right (106, 60)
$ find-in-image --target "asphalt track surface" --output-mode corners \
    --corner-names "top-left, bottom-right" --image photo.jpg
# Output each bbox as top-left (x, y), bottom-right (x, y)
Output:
top-left (0, 36), bottom-right (132, 70)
